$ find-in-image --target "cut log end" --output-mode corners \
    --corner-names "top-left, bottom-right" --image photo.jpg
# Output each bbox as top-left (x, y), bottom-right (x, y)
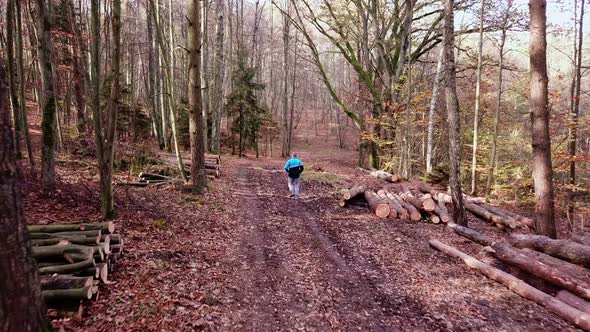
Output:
top-left (375, 204), bottom-right (391, 219)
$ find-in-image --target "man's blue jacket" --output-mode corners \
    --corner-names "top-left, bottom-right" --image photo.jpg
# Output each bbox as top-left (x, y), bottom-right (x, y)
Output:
top-left (284, 157), bottom-right (304, 178)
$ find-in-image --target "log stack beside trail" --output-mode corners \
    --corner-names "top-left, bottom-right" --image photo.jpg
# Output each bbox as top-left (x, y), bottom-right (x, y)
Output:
top-left (28, 222), bottom-right (124, 317)
top-left (119, 153), bottom-right (223, 187)
top-left (338, 181), bottom-right (535, 228)
top-left (434, 224), bottom-right (590, 330)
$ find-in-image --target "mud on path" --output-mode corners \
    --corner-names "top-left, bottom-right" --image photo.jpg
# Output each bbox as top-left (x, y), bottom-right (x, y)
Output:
top-left (215, 159), bottom-right (578, 331)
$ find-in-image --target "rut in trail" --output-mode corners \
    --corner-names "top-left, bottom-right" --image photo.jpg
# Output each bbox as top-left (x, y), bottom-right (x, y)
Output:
top-left (214, 161), bottom-right (577, 332)
top-left (221, 166), bottom-right (437, 331)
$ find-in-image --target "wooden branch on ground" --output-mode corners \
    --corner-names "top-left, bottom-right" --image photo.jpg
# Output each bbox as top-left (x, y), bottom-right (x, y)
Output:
top-left (429, 239), bottom-right (590, 331)
top-left (509, 234), bottom-right (590, 268)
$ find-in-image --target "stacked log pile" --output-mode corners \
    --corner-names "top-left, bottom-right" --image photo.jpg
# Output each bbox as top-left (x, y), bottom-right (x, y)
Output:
top-left (433, 225), bottom-right (590, 330)
top-left (119, 154), bottom-right (222, 187)
top-left (28, 222), bottom-right (124, 317)
top-left (414, 183), bottom-right (533, 230)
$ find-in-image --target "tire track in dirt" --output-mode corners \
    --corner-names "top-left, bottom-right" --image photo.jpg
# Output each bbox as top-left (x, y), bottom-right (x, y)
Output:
top-left (221, 165), bottom-right (440, 331)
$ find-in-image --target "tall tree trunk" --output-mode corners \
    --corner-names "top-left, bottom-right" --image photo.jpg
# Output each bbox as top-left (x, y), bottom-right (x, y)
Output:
top-left (485, 26), bottom-right (507, 196)
top-left (281, 6), bottom-right (290, 158)
top-left (288, 40), bottom-right (298, 152)
top-left (426, 47), bottom-right (444, 173)
top-left (201, 0), bottom-right (210, 151)
top-left (188, 0), bottom-right (207, 188)
top-left (0, 59), bottom-right (48, 332)
top-left (6, 0), bottom-right (22, 160)
top-left (567, 0), bottom-right (584, 224)
top-left (155, 0), bottom-right (168, 151)
top-left (529, 0), bottom-right (556, 238)
top-left (100, 0), bottom-right (122, 219)
top-left (90, 0), bottom-right (104, 215)
top-left (15, 0), bottom-right (34, 167)
top-left (36, 0), bottom-right (58, 190)
top-left (470, 0), bottom-right (485, 194)
top-left (212, 0), bottom-right (225, 153)
top-left (67, 0), bottom-right (86, 135)
top-left (149, 0), bottom-right (187, 182)
top-left (146, 0), bottom-right (163, 148)
top-left (444, 0), bottom-right (466, 226)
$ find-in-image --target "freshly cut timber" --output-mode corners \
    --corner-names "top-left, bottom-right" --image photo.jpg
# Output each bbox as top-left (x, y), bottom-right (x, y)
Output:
top-left (376, 192), bottom-right (398, 218)
top-left (370, 170), bottom-right (399, 183)
top-left (573, 235), bottom-right (590, 246)
top-left (342, 184), bottom-right (367, 201)
top-left (509, 234), bottom-right (590, 268)
top-left (492, 242), bottom-right (590, 301)
top-left (31, 238), bottom-right (70, 246)
top-left (101, 234), bottom-right (122, 245)
top-left (53, 230), bottom-right (102, 237)
top-left (416, 182), bottom-right (452, 203)
top-left (556, 291), bottom-right (590, 314)
top-left (447, 223), bottom-right (493, 246)
top-left (206, 169), bottom-right (220, 178)
top-left (521, 248), bottom-right (590, 284)
top-left (42, 286), bottom-right (93, 302)
top-left (28, 222), bottom-right (115, 234)
top-left (40, 275), bottom-right (94, 290)
top-left (96, 263), bottom-right (109, 283)
top-left (392, 193), bottom-right (421, 221)
top-left (385, 192), bottom-right (410, 220)
top-left (39, 258), bottom-right (95, 275)
top-left (429, 239), bottom-right (590, 331)
top-left (138, 172), bottom-right (172, 181)
top-left (364, 190), bottom-right (391, 218)
top-left (426, 211), bottom-right (440, 224)
top-left (464, 202), bottom-right (516, 229)
top-left (419, 195), bottom-right (437, 212)
top-left (467, 201), bottom-right (530, 229)
top-left (433, 200), bottom-right (451, 223)
top-left (32, 245), bottom-right (94, 261)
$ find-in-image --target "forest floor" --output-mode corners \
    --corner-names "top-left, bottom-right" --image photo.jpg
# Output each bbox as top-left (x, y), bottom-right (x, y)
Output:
top-left (22, 126), bottom-right (584, 331)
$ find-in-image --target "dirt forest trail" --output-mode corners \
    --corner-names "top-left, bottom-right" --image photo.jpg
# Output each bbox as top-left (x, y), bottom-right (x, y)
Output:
top-left (211, 156), bottom-right (578, 331)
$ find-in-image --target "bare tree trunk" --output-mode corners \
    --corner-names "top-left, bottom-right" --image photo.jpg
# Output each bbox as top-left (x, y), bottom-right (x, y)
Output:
top-left (470, 0), bottom-right (485, 195)
top-left (281, 4), bottom-right (290, 157)
top-left (67, 0), bottom-right (86, 135)
top-left (189, 0), bottom-right (207, 188)
top-left (426, 47), bottom-right (443, 173)
top-left (0, 59), bottom-right (48, 332)
top-left (486, 7), bottom-right (510, 196)
top-left (529, 0), bottom-right (556, 238)
top-left (149, 0), bottom-right (187, 181)
top-left (100, 0), bottom-right (122, 219)
top-left (36, 0), bottom-right (58, 190)
top-left (6, 0), bottom-right (22, 160)
top-left (567, 0), bottom-right (584, 224)
top-left (90, 0), bottom-right (105, 215)
top-left (212, 0), bottom-right (225, 153)
top-left (155, 0), bottom-right (168, 151)
top-left (287, 39), bottom-right (298, 153)
top-left (444, 0), bottom-right (466, 226)
top-left (146, 0), bottom-right (163, 148)
top-left (15, 0), bottom-right (34, 167)
top-left (202, 0), bottom-right (210, 151)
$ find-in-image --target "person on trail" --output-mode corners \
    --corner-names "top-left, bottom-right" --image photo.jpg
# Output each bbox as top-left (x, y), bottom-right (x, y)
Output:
top-left (284, 153), bottom-right (304, 198)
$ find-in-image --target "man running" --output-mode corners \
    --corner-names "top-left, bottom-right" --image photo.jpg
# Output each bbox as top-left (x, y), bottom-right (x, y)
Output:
top-left (284, 153), bottom-right (304, 198)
